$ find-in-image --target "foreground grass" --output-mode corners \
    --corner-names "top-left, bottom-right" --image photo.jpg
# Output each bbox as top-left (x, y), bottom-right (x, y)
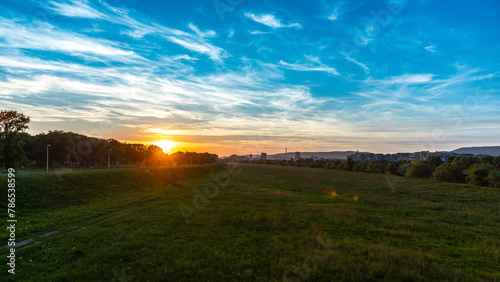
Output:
top-left (0, 163), bottom-right (499, 281)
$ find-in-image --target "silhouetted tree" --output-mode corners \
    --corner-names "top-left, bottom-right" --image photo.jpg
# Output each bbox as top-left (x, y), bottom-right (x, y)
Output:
top-left (0, 110), bottom-right (31, 169)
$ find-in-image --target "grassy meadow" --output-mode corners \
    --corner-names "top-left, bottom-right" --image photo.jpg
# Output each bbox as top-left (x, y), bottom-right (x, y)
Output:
top-left (0, 163), bottom-right (499, 281)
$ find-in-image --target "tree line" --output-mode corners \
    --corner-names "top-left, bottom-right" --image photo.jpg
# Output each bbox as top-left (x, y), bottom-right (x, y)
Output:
top-left (242, 155), bottom-right (500, 188)
top-left (0, 110), bottom-right (218, 170)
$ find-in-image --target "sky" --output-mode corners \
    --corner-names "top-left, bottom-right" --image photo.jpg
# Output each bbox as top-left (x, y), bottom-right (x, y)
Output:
top-left (0, 0), bottom-right (499, 156)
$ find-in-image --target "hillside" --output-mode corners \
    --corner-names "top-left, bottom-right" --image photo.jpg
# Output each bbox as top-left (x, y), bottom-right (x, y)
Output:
top-left (452, 146), bottom-right (500, 156)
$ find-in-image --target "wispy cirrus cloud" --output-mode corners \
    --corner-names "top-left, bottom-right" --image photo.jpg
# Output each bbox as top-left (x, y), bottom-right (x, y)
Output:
top-left (0, 18), bottom-right (138, 61)
top-left (48, 0), bottom-right (105, 19)
top-left (425, 45), bottom-right (436, 53)
top-left (244, 12), bottom-right (302, 28)
top-left (340, 52), bottom-right (369, 75)
top-left (279, 55), bottom-right (339, 75)
top-left (367, 73), bottom-right (435, 85)
top-left (44, 0), bottom-right (228, 62)
top-left (327, 2), bottom-right (344, 21)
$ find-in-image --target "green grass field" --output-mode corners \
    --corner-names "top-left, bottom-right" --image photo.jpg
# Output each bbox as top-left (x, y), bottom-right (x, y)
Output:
top-left (0, 163), bottom-right (499, 281)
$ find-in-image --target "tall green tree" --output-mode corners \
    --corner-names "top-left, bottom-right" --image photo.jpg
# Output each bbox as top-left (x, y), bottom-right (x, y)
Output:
top-left (0, 110), bottom-right (30, 169)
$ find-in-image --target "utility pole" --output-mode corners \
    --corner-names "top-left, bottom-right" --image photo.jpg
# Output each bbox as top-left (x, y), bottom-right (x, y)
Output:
top-left (46, 144), bottom-right (51, 173)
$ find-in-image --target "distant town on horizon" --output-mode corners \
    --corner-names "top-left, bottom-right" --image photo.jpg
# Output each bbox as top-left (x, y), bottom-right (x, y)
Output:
top-left (225, 146), bottom-right (500, 162)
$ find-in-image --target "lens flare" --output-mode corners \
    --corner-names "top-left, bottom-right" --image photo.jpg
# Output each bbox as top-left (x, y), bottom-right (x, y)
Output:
top-left (324, 187), bottom-right (337, 199)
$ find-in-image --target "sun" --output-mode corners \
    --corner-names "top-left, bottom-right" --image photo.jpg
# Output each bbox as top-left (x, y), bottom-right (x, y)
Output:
top-left (154, 140), bottom-right (177, 153)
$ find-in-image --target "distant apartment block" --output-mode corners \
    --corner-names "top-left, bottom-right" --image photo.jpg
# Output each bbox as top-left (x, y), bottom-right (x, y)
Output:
top-left (295, 152), bottom-right (301, 160)
top-left (260, 153), bottom-right (267, 160)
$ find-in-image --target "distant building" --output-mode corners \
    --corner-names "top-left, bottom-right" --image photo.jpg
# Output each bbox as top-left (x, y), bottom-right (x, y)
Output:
top-left (260, 153), bottom-right (267, 160)
top-left (415, 151), bottom-right (430, 161)
top-left (295, 152), bottom-right (301, 160)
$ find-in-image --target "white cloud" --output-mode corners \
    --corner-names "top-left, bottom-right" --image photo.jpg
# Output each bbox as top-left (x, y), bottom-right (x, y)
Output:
top-left (367, 73), bottom-right (435, 85)
top-left (249, 30), bottom-right (269, 35)
top-left (425, 45), bottom-right (436, 53)
top-left (328, 6), bottom-right (340, 20)
top-left (165, 36), bottom-right (227, 62)
top-left (340, 52), bottom-right (369, 75)
top-left (188, 23), bottom-right (217, 38)
top-left (49, 0), bottom-right (105, 19)
top-left (244, 12), bottom-right (302, 28)
top-left (279, 59), bottom-right (339, 75)
top-left (44, 0), bottom-right (227, 62)
top-left (0, 19), bottom-right (138, 61)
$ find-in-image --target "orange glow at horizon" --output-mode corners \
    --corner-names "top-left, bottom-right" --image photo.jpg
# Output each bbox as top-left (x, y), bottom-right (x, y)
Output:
top-left (154, 140), bottom-right (177, 153)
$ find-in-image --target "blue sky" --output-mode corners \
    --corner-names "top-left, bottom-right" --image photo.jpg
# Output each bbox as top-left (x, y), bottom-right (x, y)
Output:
top-left (0, 0), bottom-right (499, 155)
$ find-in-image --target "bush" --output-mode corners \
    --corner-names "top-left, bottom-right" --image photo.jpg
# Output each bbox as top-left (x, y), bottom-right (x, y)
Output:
top-left (385, 162), bottom-right (399, 175)
top-left (494, 156), bottom-right (500, 170)
top-left (468, 163), bottom-right (495, 187)
top-left (487, 169), bottom-right (500, 188)
top-left (433, 163), bottom-right (466, 183)
top-left (426, 156), bottom-right (444, 169)
top-left (397, 163), bottom-right (410, 176)
top-left (406, 160), bottom-right (433, 179)
top-left (480, 155), bottom-right (495, 165)
top-left (330, 160), bottom-right (341, 169)
top-left (353, 161), bottom-right (367, 172)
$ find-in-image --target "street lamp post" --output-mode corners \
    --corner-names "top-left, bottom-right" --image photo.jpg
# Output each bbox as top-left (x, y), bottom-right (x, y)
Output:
top-left (108, 149), bottom-right (112, 170)
top-left (46, 144), bottom-right (51, 173)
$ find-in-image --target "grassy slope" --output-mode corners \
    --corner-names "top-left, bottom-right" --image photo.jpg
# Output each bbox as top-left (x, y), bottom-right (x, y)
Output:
top-left (0, 163), bottom-right (499, 281)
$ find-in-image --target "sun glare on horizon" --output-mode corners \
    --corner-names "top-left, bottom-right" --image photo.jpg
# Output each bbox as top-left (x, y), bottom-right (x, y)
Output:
top-left (154, 140), bottom-right (177, 153)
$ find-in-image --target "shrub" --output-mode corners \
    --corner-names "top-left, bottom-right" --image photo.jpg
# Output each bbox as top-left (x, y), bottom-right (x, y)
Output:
top-left (385, 162), bottom-right (399, 175)
top-left (494, 156), bottom-right (500, 170)
top-left (433, 163), bottom-right (466, 183)
top-left (426, 156), bottom-right (444, 169)
top-left (353, 161), bottom-right (367, 172)
top-left (480, 155), bottom-right (495, 165)
top-left (337, 162), bottom-right (345, 170)
top-left (406, 160), bottom-right (433, 179)
top-left (397, 163), bottom-right (410, 176)
top-left (468, 163), bottom-right (495, 187)
top-left (487, 169), bottom-right (500, 188)
top-left (330, 160), bottom-right (341, 169)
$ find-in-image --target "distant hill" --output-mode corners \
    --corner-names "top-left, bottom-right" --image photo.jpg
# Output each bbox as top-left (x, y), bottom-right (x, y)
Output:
top-left (452, 146), bottom-right (500, 156)
top-left (268, 151), bottom-right (362, 160)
